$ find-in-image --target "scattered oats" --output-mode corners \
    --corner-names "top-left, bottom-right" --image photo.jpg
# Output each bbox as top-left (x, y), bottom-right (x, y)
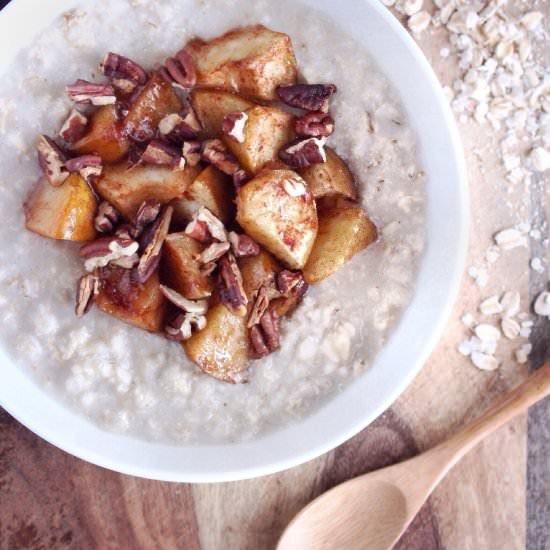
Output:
top-left (408, 11), bottom-right (431, 34)
top-left (515, 343), bottom-right (532, 364)
top-left (501, 291), bottom-right (521, 318)
top-left (458, 339), bottom-right (474, 356)
top-left (530, 147), bottom-right (550, 172)
top-left (474, 323), bottom-right (501, 342)
top-left (520, 11), bottom-right (543, 31)
top-left (440, 47), bottom-right (450, 58)
top-left (461, 312), bottom-right (474, 327)
top-left (529, 228), bottom-right (542, 240)
top-left (519, 319), bottom-right (534, 338)
top-left (530, 257), bottom-right (544, 274)
top-left (533, 291), bottom-right (550, 317)
top-left (480, 295), bottom-right (503, 315)
top-left (403, 0), bottom-right (423, 16)
top-left (501, 317), bottom-right (520, 339)
top-left (494, 228), bottom-right (527, 250)
top-left (485, 245), bottom-right (501, 263)
top-left (382, 0), bottom-right (396, 5)
top-left (471, 351), bottom-right (499, 371)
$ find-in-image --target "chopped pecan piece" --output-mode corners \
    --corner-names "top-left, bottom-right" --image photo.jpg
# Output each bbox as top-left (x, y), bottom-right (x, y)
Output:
top-left (161, 49), bottom-right (197, 89)
top-left (200, 241), bottom-right (230, 264)
top-left (75, 273), bottom-right (98, 317)
top-left (232, 168), bottom-right (249, 190)
top-left (164, 311), bottom-right (206, 341)
top-left (37, 135), bottom-right (69, 187)
top-left (80, 236), bottom-right (139, 272)
top-left (276, 83), bottom-right (337, 113)
top-left (159, 284), bottom-right (208, 314)
top-left (201, 139), bottom-right (241, 176)
top-left (134, 199), bottom-right (161, 236)
top-left (249, 308), bottom-right (280, 357)
top-left (218, 253), bottom-right (248, 317)
top-left (279, 137), bottom-right (327, 168)
top-left (136, 206), bottom-right (173, 283)
top-left (295, 111), bottom-right (335, 138)
top-left (277, 269), bottom-right (307, 297)
top-left (59, 109), bottom-right (88, 143)
top-left (66, 79), bottom-right (116, 106)
top-left (247, 286), bottom-right (271, 328)
top-left (115, 224), bottom-right (135, 240)
top-left (158, 111), bottom-right (201, 142)
top-left (140, 140), bottom-right (183, 168)
top-left (185, 207), bottom-right (227, 243)
top-left (100, 52), bottom-right (148, 87)
top-left (184, 218), bottom-right (210, 243)
top-left (94, 201), bottom-right (120, 233)
top-left (110, 253), bottom-right (139, 269)
top-left (222, 111), bottom-right (248, 143)
top-left (228, 231), bottom-right (260, 257)
top-left (182, 140), bottom-right (201, 167)
top-left (65, 154), bottom-right (103, 181)
top-left (249, 325), bottom-right (269, 357)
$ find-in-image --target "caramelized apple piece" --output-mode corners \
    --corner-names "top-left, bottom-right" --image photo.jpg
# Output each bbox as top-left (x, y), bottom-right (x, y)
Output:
top-left (25, 174), bottom-right (97, 241)
top-left (298, 147), bottom-right (358, 200)
top-left (189, 89), bottom-right (255, 139)
top-left (95, 266), bottom-right (166, 332)
top-left (236, 170), bottom-right (318, 269)
top-left (162, 232), bottom-right (214, 300)
top-left (239, 248), bottom-right (281, 302)
top-left (124, 72), bottom-right (182, 142)
top-left (223, 105), bottom-right (294, 175)
top-left (184, 25), bottom-right (297, 101)
top-left (95, 162), bottom-right (201, 220)
top-left (182, 303), bottom-right (249, 383)
top-left (171, 165), bottom-right (234, 226)
top-left (70, 105), bottom-right (129, 163)
top-left (303, 201), bottom-right (378, 284)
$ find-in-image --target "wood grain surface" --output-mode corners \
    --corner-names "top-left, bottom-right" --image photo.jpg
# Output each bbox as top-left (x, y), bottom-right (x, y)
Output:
top-left (1, 1), bottom-right (549, 549)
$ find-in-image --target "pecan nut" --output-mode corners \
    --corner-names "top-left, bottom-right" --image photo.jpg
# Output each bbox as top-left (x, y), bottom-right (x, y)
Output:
top-left (279, 137), bottom-right (327, 168)
top-left (164, 311), bottom-right (206, 341)
top-left (276, 83), bottom-right (337, 113)
top-left (134, 199), bottom-right (161, 236)
top-left (182, 140), bottom-right (202, 167)
top-left (140, 140), bottom-right (183, 168)
top-left (66, 79), bottom-right (116, 106)
top-left (158, 111), bottom-right (201, 142)
top-left (159, 284), bottom-right (208, 314)
top-left (222, 111), bottom-right (248, 143)
top-left (232, 168), bottom-right (249, 190)
top-left (136, 206), bottom-right (173, 283)
top-left (37, 135), bottom-right (69, 187)
top-left (200, 241), bottom-right (230, 264)
top-left (80, 236), bottom-right (139, 272)
top-left (100, 52), bottom-right (148, 86)
top-left (228, 231), bottom-right (260, 257)
top-left (218, 253), bottom-right (248, 317)
top-left (161, 49), bottom-right (197, 89)
top-left (185, 207), bottom-right (227, 243)
top-left (249, 308), bottom-right (280, 357)
top-left (247, 286), bottom-right (271, 328)
top-left (65, 154), bottom-right (103, 181)
top-left (184, 218), bottom-right (211, 243)
top-left (59, 109), bottom-right (88, 144)
top-left (295, 111), bottom-right (335, 138)
top-left (75, 273), bottom-right (99, 317)
top-left (201, 139), bottom-right (241, 176)
top-left (94, 201), bottom-right (120, 233)
top-left (277, 269), bottom-right (307, 297)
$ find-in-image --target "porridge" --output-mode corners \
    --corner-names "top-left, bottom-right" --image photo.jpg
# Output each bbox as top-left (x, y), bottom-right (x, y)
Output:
top-left (0, 0), bottom-right (425, 443)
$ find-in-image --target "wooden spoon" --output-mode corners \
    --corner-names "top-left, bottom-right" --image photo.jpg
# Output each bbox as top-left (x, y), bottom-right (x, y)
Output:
top-left (278, 361), bottom-right (550, 550)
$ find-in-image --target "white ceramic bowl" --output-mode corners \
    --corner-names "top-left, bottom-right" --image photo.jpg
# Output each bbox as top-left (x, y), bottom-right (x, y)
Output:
top-left (0, 0), bottom-right (467, 482)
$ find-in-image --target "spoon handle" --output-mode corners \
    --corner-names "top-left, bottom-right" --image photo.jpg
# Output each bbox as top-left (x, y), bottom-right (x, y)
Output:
top-left (428, 360), bottom-right (550, 473)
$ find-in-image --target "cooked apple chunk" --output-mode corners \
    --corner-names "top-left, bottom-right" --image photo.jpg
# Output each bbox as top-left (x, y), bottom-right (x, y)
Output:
top-left (162, 232), bottom-right (214, 300)
top-left (184, 24), bottom-right (297, 101)
top-left (239, 248), bottom-right (280, 301)
top-left (190, 89), bottom-right (254, 139)
top-left (171, 166), bottom-right (235, 226)
top-left (95, 162), bottom-right (201, 220)
top-left (96, 267), bottom-right (166, 332)
top-left (236, 170), bottom-right (317, 269)
top-left (182, 303), bottom-right (249, 383)
top-left (303, 201), bottom-right (378, 284)
top-left (25, 174), bottom-right (97, 241)
top-left (124, 72), bottom-right (182, 142)
top-left (70, 105), bottom-right (129, 163)
top-left (298, 147), bottom-right (357, 200)
top-left (222, 105), bottom-right (294, 175)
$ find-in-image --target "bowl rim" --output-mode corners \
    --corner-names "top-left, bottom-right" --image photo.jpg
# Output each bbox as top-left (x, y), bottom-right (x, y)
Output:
top-left (0, 0), bottom-right (468, 482)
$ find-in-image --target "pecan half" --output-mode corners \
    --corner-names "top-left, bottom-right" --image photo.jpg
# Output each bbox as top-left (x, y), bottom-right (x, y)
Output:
top-left (276, 83), bottom-right (337, 113)
top-left (279, 137), bottom-right (327, 168)
top-left (136, 206), bottom-right (173, 283)
top-left (66, 79), bottom-right (116, 106)
top-left (161, 49), bottom-right (197, 89)
top-left (65, 154), bottom-right (103, 181)
top-left (37, 135), bottom-right (69, 187)
top-left (59, 109), bottom-right (88, 143)
top-left (249, 325), bottom-right (269, 357)
top-left (228, 231), bottom-right (260, 257)
top-left (134, 199), bottom-right (161, 236)
top-left (184, 218), bottom-right (210, 243)
top-left (249, 308), bottom-right (280, 357)
top-left (80, 236), bottom-right (139, 272)
top-left (159, 284), bottom-right (208, 314)
top-left (200, 241), bottom-right (230, 264)
top-left (218, 253), bottom-right (248, 317)
top-left (182, 140), bottom-right (201, 167)
top-left (164, 311), bottom-right (206, 341)
top-left (295, 111), bottom-right (335, 138)
top-left (110, 253), bottom-right (139, 269)
top-left (94, 201), bottom-right (120, 233)
top-left (100, 52), bottom-right (148, 87)
top-left (201, 139), bottom-right (241, 176)
top-left (158, 111), bottom-right (201, 143)
top-left (140, 140), bottom-right (182, 167)
top-left (75, 273), bottom-right (98, 317)
top-left (189, 207), bottom-right (227, 242)
top-left (222, 111), bottom-right (248, 143)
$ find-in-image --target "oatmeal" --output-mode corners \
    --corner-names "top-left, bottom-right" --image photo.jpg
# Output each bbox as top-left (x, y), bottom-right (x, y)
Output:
top-left (0, 0), bottom-right (425, 443)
